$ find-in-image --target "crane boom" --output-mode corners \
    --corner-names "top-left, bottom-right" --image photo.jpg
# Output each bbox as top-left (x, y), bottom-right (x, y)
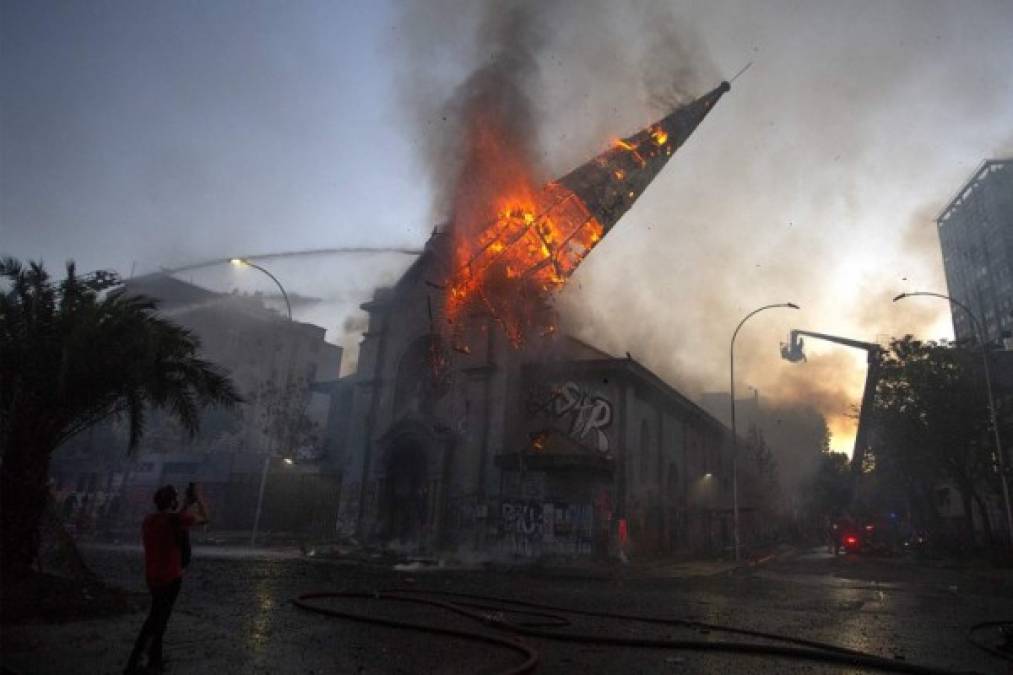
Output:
top-left (780, 328), bottom-right (882, 479)
top-left (788, 329), bottom-right (878, 353)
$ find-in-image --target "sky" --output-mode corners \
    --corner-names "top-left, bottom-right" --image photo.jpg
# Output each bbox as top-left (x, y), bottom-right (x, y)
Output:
top-left (3, 0), bottom-right (1012, 454)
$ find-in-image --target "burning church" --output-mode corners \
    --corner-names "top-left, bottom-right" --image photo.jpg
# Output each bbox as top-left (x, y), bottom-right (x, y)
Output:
top-left (327, 80), bottom-right (745, 558)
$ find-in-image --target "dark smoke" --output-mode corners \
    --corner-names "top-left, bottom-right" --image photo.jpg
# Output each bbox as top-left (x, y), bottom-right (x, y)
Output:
top-left (390, 0), bottom-right (833, 483)
top-left (391, 0), bottom-right (721, 223)
top-left (440, 5), bottom-right (545, 232)
top-left (390, 0), bottom-right (1010, 475)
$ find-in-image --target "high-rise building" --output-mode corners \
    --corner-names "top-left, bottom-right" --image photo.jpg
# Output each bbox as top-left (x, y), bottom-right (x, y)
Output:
top-left (936, 158), bottom-right (1013, 344)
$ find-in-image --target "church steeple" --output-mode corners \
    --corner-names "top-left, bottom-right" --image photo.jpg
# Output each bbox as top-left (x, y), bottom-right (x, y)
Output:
top-left (555, 80), bottom-right (731, 236)
top-left (444, 81), bottom-right (731, 346)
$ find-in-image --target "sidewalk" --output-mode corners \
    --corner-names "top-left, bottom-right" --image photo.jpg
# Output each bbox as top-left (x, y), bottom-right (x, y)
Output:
top-left (485, 543), bottom-right (799, 581)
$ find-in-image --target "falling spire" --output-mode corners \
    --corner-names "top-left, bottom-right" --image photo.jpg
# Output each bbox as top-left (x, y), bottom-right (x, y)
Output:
top-left (555, 80), bottom-right (731, 235)
top-left (444, 81), bottom-right (731, 346)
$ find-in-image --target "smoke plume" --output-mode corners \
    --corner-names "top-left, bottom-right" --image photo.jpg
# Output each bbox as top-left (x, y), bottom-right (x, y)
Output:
top-left (390, 0), bottom-right (1010, 469)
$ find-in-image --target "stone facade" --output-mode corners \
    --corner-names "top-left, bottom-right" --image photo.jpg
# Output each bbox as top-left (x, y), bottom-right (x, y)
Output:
top-left (330, 234), bottom-right (739, 558)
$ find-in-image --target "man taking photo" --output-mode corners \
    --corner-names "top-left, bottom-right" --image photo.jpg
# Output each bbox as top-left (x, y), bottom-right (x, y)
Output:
top-left (125, 483), bottom-right (208, 673)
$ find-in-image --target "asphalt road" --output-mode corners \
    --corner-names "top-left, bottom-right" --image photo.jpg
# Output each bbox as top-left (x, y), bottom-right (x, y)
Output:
top-left (3, 546), bottom-right (1011, 674)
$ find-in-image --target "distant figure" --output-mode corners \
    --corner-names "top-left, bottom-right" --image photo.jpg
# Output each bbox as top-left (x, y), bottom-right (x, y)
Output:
top-left (125, 483), bottom-right (209, 673)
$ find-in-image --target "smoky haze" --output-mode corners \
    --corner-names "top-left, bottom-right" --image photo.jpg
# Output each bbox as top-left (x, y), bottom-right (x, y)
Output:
top-left (387, 0), bottom-right (1011, 460)
top-left (4, 1), bottom-right (1012, 458)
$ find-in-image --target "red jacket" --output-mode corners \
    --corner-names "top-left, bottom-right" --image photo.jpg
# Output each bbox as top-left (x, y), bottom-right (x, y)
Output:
top-left (142, 511), bottom-right (195, 588)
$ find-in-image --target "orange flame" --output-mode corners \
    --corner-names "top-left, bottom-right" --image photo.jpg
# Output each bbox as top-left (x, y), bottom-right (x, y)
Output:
top-left (446, 180), bottom-right (603, 347)
top-left (446, 109), bottom-right (662, 349)
top-left (611, 137), bottom-right (646, 167)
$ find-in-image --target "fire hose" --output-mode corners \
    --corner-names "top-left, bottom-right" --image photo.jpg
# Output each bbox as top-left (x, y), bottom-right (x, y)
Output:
top-left (292, 588), bottom-right (981, 675)
top-left (966, 619), bottom-right (1013, 662)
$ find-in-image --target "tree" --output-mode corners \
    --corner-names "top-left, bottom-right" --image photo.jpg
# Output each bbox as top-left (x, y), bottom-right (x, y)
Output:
top-left (796, 420), bottom-right (851, 538)
top-left (869, 336), bottom-right (995, 546)
top-left (0, 258), bottom-right (241, 578)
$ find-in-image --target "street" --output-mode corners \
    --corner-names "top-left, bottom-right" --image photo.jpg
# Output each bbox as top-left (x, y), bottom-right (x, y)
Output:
top-left (2, 546), bottom-right (1010, 674)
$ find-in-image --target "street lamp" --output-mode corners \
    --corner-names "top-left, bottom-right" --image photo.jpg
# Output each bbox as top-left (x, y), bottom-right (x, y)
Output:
top-left (230, 258), bottom-right (292, 321)
top-left (893, 291), bottom-right (1013, 545)
top-left (730, 302), bottom-right (800, 562)
top-left (232, 257), bottom-right (294, 546)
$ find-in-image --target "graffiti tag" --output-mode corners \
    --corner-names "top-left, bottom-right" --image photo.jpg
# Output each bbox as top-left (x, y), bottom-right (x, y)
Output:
top-left (551, 381), bottom-right (613, 453)
top-left (500, 500), bottom-right (594, 556)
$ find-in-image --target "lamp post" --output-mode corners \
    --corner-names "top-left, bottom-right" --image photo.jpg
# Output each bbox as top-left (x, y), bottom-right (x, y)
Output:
top-left (730, 302), bottom-right (800, 561)
top-left (893, 291), bottom-right (1013, 545)
top-left (231, 258), bottom-right (294, 546)
top-left (230, 258), bottom-right (292, 320)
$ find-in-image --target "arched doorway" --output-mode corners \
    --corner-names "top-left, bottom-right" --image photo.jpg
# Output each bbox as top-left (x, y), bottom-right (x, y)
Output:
top-left (383, 434), bottom-right (430, 546)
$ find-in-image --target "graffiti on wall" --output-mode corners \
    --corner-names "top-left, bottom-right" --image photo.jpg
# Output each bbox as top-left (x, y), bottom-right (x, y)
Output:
top-left (500, 500), bottom-right (594, 556)
top-left (527, 381), bottom-right (613, 453)
top-left (335, 481), bottom-right (361, 536)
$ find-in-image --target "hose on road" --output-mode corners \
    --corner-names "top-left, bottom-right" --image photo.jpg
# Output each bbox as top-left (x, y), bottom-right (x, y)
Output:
top-left (293, 587), bottom-right (977, 675)
top-left (294, 591), bottom-right (539, 675)
top-left (966, 620), bottom-right (1013, 662)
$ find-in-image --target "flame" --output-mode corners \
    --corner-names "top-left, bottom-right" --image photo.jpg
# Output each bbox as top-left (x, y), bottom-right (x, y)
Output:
top-left (611, 136), bottom-right (646, 167)
top-left (446, 179), bottom-right (604, 347)
top-left (443, 105), bottom-right (680, 350)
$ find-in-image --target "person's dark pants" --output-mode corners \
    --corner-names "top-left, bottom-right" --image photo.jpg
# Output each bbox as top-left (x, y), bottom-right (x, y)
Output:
top-left (126, 578), bottom-right (181, 671)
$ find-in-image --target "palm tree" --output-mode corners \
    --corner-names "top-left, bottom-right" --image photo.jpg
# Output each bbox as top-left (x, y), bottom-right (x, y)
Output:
top-left (0, 258), bottom-right (242, 579)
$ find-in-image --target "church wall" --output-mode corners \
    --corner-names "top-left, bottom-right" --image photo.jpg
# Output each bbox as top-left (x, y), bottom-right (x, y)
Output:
top-left (332, 277), bottom-right (737, 559)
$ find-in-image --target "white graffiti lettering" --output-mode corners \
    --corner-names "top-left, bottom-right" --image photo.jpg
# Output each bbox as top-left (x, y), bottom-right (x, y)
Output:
top-left (553, 381), bottom-right (612, 453)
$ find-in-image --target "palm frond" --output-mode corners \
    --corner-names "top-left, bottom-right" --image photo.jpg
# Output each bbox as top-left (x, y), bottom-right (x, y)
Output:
top-left (2, 257), bottom-right (242, 457)
top-left (125, 389), bottom-right (146, 452)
